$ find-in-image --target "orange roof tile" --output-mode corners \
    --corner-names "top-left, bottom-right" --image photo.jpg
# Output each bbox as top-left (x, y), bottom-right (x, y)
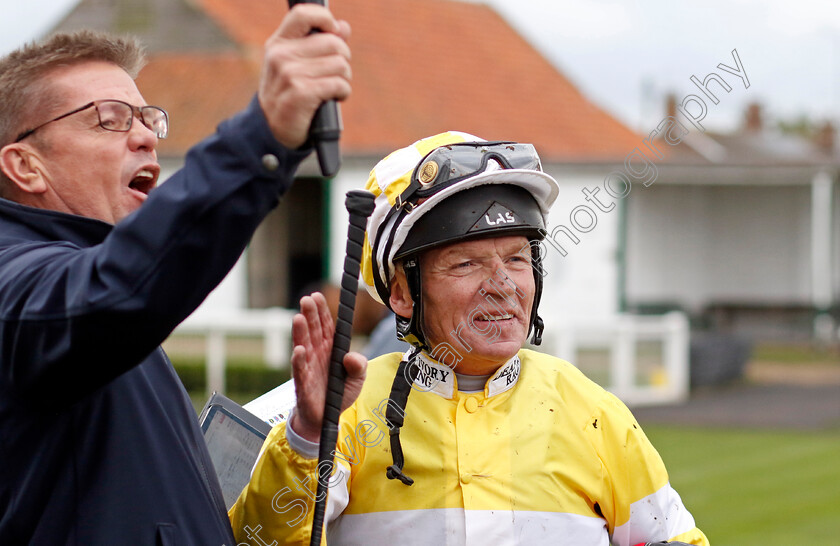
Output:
top-left (136, 53), bottom-right (259, 157)
top-left (181, 0), bottom-right (642, 161)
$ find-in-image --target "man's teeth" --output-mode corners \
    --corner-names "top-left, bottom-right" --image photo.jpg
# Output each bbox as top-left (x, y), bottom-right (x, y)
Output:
top-left (478, 313), bottom-right (513, 320)
top-left (136, 169), bottom-right (154, 180)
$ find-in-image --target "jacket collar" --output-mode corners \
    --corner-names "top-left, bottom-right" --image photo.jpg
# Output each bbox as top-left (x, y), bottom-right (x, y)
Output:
top-left (0, 197), bottom-right (112, 247)
top-left (409, 350), bottom-right (522, 400)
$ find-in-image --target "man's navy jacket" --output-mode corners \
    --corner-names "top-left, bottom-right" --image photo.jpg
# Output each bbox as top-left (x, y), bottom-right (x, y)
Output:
top-left (0, 98), bottom-right (305, 545)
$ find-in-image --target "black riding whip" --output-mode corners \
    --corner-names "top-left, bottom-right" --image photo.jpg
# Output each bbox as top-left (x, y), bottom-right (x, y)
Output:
top-left (309, 190), bottom-right (375, 545)
top-left (288, 0), bottom-right (343, 177)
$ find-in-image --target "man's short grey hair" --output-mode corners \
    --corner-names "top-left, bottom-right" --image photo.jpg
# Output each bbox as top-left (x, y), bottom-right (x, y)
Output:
top-left (0, 30), bottom-right (145, 194)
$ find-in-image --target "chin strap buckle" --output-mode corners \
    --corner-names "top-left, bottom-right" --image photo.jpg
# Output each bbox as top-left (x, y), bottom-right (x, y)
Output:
top-left (531, 315), bottom-right (544, 346)
top-left (386, 464), bottom-right (415, 486)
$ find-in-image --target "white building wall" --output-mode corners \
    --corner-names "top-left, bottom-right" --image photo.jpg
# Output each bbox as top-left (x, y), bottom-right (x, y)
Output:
top-left (539, 172), bottom-right (620, 323)
top-left (626, 184), bottom-right (813, 311)
top-left (328, 167), bottom-right (370, 286)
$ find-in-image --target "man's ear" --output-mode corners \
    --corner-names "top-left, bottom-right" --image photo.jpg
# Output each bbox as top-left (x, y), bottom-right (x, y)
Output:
top-left (0, 143), bottom-right (49, 195)
top-left (388, 265), bottom-right (414, 319)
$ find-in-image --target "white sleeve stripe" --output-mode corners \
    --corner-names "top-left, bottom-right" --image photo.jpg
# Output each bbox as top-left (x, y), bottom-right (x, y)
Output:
top-left (612, 482), bottom-right (698, 546)
top-left (325, 463), bottom-right (351, 522)
top-left (329, 508), bottom-right (609, 545)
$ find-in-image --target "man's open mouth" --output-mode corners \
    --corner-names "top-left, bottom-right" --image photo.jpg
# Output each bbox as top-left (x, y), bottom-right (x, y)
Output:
top-left (129, 169), bottom-right (157, 195)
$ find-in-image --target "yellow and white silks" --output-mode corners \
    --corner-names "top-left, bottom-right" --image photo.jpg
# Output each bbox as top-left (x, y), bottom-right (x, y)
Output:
top-left (230, 349), bottom-right (709, 546)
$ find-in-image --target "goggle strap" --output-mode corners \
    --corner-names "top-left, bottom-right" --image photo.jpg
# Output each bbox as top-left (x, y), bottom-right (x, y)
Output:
top-left (395, 178), bottom-right (422, 211)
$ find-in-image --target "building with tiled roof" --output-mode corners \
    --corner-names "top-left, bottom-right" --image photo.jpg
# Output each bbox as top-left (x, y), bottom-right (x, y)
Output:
top-left (57, 0), bottom-right (642, 162)
top-left (624, 98), bottom-right (839, 343)
top-left (52, 0), bottom-right (644, 321)
top-left (196, 0), bottom-right (645, 161)
top-left (50, 0), bottom-right (838, 347)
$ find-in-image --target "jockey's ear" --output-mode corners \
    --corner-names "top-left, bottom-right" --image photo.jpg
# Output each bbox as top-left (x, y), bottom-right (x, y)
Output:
top-left (388, 264), bottom-right (413, 319)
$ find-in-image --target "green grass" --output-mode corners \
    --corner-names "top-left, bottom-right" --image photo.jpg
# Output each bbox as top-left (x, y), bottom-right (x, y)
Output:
top-left (170, 356), bottom-right (291, 414)
top-left (644, 425), bottom-right (840, 545)
top-left (751, 343), bottom-right (840, 366)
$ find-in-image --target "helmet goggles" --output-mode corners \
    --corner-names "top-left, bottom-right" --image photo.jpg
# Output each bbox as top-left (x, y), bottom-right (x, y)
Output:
top-left (397, 141), bottom-right (542, 209)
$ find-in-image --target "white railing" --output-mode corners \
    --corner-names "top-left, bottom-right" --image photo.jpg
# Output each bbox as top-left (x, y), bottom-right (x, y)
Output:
top-left (173, 307), bottom-right (690, 406)
top-left (540, 312), bottom-right (690, 406)
top-left (174, 308), bottom-right (295, 396)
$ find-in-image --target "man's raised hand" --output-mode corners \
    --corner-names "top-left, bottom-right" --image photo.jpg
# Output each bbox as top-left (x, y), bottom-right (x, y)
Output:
top-left (258, 4), bottom-right (351, 149)
top-left (289, 292), bottom-right (366, 442)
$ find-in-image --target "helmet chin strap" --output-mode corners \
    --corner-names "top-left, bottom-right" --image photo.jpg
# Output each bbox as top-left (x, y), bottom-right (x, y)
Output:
top-left (394, 255), bottom-right (430, 351)
top-left (528, 243), bottom-right (545, 346)
top-left (384, 346), bottom-right (421, 486)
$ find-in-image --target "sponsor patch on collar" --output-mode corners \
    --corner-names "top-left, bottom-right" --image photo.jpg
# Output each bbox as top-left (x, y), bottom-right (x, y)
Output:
top-left (409, 352), bottom-right (521, 399)
top-left (487, 355), bottom-right (521, 397)
top-left (410, 352), bottom-right (455, 399)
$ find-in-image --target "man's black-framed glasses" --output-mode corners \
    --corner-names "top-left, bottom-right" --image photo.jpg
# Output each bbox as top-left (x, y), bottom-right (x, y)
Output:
top-left (14, 99), bottom-right (169, 142)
